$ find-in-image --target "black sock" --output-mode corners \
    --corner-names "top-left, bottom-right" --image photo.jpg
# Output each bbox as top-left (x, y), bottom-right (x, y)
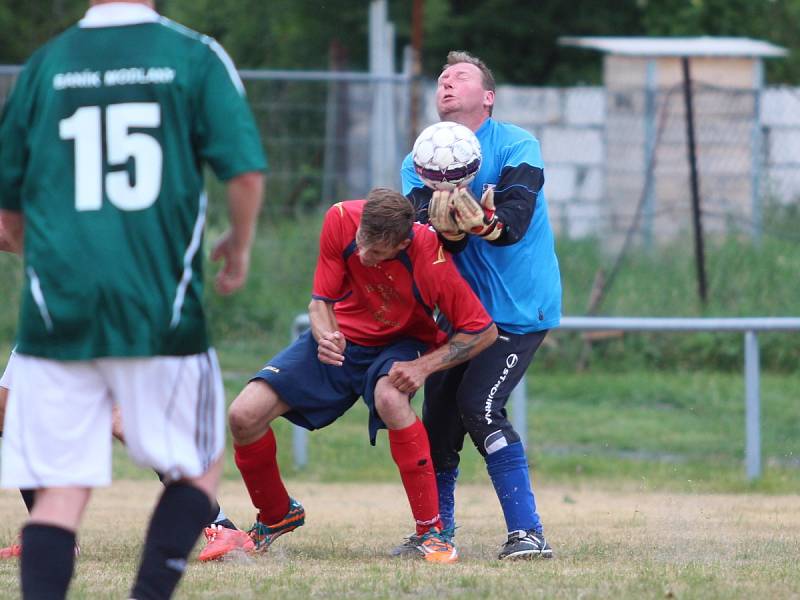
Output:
top-left (130, 483), bottom-right (211, 600)
top-left (21, 524), bottom-right (75, 600)
top-left (20, 489), bottom-right (35, 513)
top-left (156, 470), bottom-right (222, 528)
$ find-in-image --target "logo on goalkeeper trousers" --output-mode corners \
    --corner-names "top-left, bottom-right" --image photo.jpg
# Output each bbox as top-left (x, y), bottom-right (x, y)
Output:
top-left (484, 354), bottom-right (519, 425)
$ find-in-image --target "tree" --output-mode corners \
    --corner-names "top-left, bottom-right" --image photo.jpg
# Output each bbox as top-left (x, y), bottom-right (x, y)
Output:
top-left (0, 0), bottom-right (84, 62)
top-left (0, 0), bottom-right (798, 84)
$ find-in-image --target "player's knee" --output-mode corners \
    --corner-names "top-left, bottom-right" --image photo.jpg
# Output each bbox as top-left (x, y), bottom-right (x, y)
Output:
top-left (228, 403), bottom-right (259, 441)
top-left (228, 381), bottom-right (275, 442)
top-left (374, 386), bottom-right (412, 429)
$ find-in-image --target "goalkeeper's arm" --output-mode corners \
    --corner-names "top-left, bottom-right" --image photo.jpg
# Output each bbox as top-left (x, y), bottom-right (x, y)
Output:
top-left (452, 163), bottom-right (543, 246)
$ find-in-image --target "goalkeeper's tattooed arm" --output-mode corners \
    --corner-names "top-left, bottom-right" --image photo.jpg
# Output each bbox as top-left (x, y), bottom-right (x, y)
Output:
top-left (386, 326), bottom-right (497, 394)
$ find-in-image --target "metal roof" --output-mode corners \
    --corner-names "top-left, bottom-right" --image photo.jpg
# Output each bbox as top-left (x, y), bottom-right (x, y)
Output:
top-left (559, 36), bottom-right (787, 58)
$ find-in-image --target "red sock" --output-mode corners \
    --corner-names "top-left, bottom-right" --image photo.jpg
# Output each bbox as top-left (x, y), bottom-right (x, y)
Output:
top-left (234, 429), bottom-right (290, 524)
top-left (389, 418), bottom-right (443, 535)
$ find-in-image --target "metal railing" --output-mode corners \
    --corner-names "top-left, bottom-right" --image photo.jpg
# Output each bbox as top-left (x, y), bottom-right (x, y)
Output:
top-left (290, 314), bottom-right (800, 480)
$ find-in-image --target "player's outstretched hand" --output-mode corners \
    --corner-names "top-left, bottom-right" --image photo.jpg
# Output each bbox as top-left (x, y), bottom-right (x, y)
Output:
top-left (317, 331), bottom-right (346, 366)
top-left (428, 190), bottom-right (465, 241)
top-left (210, 231), bottom-right (251, 295)
top-left (452, 185), bottom-right (503, 240)
top-left (387, 360), bottom-right (426, 394)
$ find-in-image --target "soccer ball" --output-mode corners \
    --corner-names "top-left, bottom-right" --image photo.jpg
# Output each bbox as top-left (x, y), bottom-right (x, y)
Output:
top-left (412, 121), bottom-right (481, 191)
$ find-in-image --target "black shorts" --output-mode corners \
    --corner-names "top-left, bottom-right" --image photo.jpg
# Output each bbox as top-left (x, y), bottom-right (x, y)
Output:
top-left (423, 328), bottom-right (547, 470)
top-left (252, 331), bottom-right (428, 444)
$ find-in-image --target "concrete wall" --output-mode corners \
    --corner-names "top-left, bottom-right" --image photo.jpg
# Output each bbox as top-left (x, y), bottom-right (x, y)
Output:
top-left (419, 83), bottom-right (800, 242)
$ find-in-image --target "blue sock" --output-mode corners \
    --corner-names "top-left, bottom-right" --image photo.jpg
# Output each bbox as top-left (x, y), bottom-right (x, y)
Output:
top-left (435, 468), bottom-right (458, 532)
top-left (485, 442), bottom-right (542, 534)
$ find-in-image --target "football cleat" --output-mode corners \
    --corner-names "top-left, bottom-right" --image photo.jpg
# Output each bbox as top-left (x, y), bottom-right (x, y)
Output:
top-left (498, 529), bottom-right (553, 560)
top-left (391, 526), bottom-right (456, 560)
top-left (198, 524), bottom-right (255, 562)
top-left (417, 527), bottom-right (458, 563)
top-left (0, 540), bottom-right (21, 559)
top-left (212, 517), bottom-right (238, 531)
top-left (390, 533), bottom-right (423, 558)
top-left (0, 536), bottom-right (80, 559)
top-left (247, 497), bottom-right (305, 552)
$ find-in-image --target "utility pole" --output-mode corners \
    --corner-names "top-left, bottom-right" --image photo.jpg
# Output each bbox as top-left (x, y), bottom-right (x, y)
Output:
top-left (410, 0), bottom-right (424, 146)
top-left (681, 57), bottom-right (708, 305)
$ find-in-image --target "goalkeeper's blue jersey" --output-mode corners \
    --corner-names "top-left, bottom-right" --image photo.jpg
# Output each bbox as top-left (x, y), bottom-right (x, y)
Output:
top-left (401, 118), bottom-right (561, 334)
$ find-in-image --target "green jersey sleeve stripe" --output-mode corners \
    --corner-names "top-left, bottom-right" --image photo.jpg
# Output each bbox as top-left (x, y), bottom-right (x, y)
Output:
top-left (206, 39), bottom-right (246, 96)
top-left (170, 192), bottom-right (208, 329)
top-left (26, 267), bottom-right (54, 332)
top-left (155, 16), bottom-right (245, 96)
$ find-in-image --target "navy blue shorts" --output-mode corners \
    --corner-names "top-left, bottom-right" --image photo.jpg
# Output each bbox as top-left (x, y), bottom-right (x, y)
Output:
top-left (252, 330), bottom-right (428, 444)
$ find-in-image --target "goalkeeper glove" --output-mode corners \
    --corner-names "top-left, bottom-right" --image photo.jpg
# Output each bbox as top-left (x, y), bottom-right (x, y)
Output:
top-left (428, 190), bottom-right (465, 241)
top-left (452, 185), bottom-right (503, 241)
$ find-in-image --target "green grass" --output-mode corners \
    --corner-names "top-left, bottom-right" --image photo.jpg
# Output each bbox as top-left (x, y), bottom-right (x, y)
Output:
top-left (3, 209), bottom-right (800, 492)
top-left (3, 208), bottom-right (800, 371)
top-left (99, 367), bottom-right (800, 493)
top-left (3, 480), bottom-right (800, 599)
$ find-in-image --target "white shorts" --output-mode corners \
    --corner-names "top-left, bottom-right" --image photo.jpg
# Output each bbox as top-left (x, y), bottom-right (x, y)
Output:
top-left (1, 349), bottom-right (224, 488)
top-left (0, 349), bottom-right (14, 389)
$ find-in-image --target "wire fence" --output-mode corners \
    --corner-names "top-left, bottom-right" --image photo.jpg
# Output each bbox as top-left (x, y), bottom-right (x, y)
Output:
top-left (1, 66), bottom-right (798, 329)
top-left (1, 65), bottom-right (798, 231)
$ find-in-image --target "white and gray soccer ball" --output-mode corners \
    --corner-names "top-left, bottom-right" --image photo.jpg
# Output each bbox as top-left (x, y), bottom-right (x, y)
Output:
top-left (412, 121), bottom-right (482, 191)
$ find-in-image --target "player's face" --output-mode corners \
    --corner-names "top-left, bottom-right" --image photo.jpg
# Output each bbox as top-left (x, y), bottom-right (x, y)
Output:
top-left (355, 229), bottom-right (411, 267)
top-left (436, 63), bottom-right (493, 121)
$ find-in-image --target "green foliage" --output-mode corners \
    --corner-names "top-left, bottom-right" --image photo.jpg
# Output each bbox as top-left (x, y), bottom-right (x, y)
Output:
top-left (543, 224), bottom-right (800, 372)
top-left (417, 0), bottom-right (641, 85)
top-left (2, 210), bottom-right (799, 372)
top-left (639, 0), bottom-right (800, 83)
top-left (0, 0), bottom-right (84, 63)
top-left (204, 210), bottom-right (323, 367)
top-left (162, 0), bottom-right (370, 70)
top-left (3, 1), bottom-right (800, 85)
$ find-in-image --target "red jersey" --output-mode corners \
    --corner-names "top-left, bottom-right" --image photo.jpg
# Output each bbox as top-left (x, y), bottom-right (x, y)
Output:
top-left (312, 200), bottom-right (493, 347)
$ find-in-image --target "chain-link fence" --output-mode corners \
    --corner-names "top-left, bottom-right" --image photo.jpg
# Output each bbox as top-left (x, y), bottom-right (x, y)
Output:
top-left (1, 65), bottom-right (798, 331)
top-left (2, 65), bottom-right (798, 233)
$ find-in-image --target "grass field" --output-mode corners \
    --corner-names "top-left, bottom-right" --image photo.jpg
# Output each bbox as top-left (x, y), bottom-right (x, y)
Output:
top-left (1, 480), bottom-right (799, 599)
top-left (204, 368), bottom-right (799, 494)
top-left (1, 209), bottom-right (798, 597)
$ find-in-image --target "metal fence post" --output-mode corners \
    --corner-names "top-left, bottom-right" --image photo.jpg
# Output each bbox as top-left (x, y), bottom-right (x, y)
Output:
top-left (291, 314), bottom-right (311, 469)
top-left (744, 330), bottom-right (761, 480)
top-left (511, 374), bottom-right (527, 449)
top-left (285, 314), bottom-right (799, 479)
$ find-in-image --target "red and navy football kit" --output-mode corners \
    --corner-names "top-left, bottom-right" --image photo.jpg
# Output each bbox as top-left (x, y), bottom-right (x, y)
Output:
top-left (252, 200), bottom-right (493, 443)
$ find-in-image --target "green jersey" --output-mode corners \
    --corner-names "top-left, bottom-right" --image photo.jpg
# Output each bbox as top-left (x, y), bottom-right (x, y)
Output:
top-left (0, 3), bottom-right (266, 360)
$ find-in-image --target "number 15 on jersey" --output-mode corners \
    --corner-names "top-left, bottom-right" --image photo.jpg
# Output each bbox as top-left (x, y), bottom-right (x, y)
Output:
top-left (60, 102), bottom-right (163, 212)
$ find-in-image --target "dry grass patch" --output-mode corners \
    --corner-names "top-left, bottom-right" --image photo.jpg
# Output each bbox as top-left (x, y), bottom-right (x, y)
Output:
top-left (1, 480), bottom-right (798, 599)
